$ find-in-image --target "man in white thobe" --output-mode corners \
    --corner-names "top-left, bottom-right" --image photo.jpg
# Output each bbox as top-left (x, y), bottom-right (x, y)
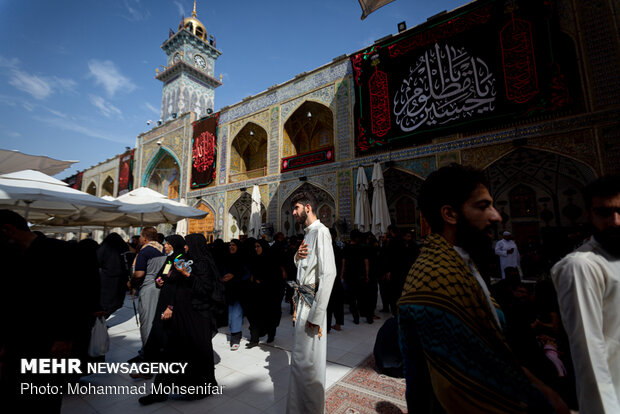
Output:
top-left (551, 175), bottom-right (620, 414)
top-left (495, 231), bottom-right (520, 278)
top-left (286, 191), bottom-right (337, 414)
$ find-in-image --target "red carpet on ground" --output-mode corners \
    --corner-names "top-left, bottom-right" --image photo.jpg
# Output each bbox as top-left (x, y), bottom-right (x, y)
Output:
top-left (326, 356), bottom-right (407, 413)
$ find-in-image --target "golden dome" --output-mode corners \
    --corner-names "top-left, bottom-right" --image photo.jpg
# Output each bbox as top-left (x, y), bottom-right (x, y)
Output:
top-left (178, 1), bottom-right (207, 42)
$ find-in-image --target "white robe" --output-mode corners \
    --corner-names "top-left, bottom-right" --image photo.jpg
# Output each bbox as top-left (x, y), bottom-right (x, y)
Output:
top-left (286, 219), bottom-right (337, 414)
top-left (551, 237), bottom-right (620, 414)
top-left (494, 238), bottom-right (520, 278)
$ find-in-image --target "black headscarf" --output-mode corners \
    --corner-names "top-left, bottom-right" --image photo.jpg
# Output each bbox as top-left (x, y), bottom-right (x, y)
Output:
top-left (165, 234), bottom-right (186, 259)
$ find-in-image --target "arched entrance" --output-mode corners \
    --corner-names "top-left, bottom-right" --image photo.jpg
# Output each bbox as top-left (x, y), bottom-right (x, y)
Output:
top-left (283, 101), bottom-right (334, 157)
top-left (145, 149), bottom-right (180, 199)
top-left (280, 182), bottom-right (335, 237)
top-left (228, 192), bottom-right (266, 240)
top-left (188, 201), bottom-right (216, 243)
top-left (484, 147), bottom-right (597, 264)
top-left (101, 176), bottom-right (114, 197)
top-left (229, 122), bottom-right (268, 183)
top-left (86, 181), bottom-right (97, 196)
top-left (383, 167), bottom-right (425, 236)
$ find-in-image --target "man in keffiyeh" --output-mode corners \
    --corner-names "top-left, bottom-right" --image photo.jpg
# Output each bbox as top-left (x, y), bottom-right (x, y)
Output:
top-left (128, 226), bottom-right (167, 350)
top-left (397, 164), bottom-right (568, 414)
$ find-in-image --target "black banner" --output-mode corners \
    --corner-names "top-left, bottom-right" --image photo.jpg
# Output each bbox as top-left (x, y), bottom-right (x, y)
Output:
top-left (191, 113), bottom-right (218, 189)
top-left (117, 149), bottom-right (134, 196)
top-left (352, 0), bottom-right (583, 155)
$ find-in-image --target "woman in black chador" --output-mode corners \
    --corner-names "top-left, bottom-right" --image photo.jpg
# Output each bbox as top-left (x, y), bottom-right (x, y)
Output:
top-left (246, 238), bottom-right (285, 347)
top-left (139, 234), bottom-right (186, 370)
top-left (139, 233), bottom-right (224, 405)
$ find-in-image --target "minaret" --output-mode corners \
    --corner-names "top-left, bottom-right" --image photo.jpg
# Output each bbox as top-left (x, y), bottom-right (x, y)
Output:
top-left (156, 1), bottom-right (222, 121)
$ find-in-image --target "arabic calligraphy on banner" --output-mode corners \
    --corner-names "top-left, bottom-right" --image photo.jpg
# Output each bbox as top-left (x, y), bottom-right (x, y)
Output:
top-left (393, 43), bottom-right (497, 133)
top-left (191, 113), bottom-right (218, 189)
top-left (351, 0), bottom-right (582, 155)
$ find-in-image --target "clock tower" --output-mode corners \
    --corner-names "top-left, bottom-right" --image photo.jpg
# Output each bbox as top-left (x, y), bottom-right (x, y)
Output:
top-left (156, 1), bottom-right (222, 120)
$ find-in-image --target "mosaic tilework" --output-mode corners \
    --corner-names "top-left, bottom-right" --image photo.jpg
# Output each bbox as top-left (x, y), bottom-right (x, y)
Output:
top-left (216, 192), bottom-right (225, 234)
top-left (219, 60), bottom-right (351, 124)
top-left (268, 182), bottom-right (280, 224)
top-left (461, 142), bottom-right (514, 169)
top-left (279, 179), bottom-right (303, 205)
top-left (280, 85), bottom-right (335, 124)
top-left (578, 0), bottom-right (620, 108)
top-left (337, 169), bottom-right (353, 230)
top-left (601, 126), bottom-right (620, 174)
top-left (218, 125), bottom-right (229, 185)
top-left (336, 78), bottom-right (352, 161)
top-left (312, 172), bottom-right (337, 198)
top-left (529, 130), bottom-right (598, 172)
top-left (268, 106), bottom-right (280, 175)
top-left (393, 156), bottom-right (436, 178)
top-left (187, 108), bottom-right (620, 211)
top-left (138, 117), bottom-right (188, 187)
top-left (196, 195), bottom-right (217, 224)
top-left (226, 189), bottom-right (244, 212)
top-left (230, 110), bottom-right (270, 139)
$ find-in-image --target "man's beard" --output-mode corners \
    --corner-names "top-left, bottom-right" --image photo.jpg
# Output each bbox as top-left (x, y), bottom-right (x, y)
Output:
top-left (455, 217), bottom-right (496, 271)
top-left (294, 209), bottom-right (307, 224)
top-left (592, 226), bottom-right (620, 257)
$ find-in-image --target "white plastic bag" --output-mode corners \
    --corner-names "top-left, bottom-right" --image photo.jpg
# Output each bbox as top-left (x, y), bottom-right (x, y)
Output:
top-left (88, 316), bottom-right (110, 357)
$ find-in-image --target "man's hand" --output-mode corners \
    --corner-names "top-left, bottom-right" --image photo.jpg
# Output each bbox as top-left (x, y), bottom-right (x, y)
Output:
top-left (296, 241), bottom-right (308, 261)
top-left (306, 321), bottom-right (319, 330)
top-left (222, 273), bottom-right (234, 282)
top-left (162, 308), bottom-right (173, 320)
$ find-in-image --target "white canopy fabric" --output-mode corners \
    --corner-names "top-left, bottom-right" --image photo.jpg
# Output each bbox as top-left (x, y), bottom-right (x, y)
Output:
top-left (114, 187), bottom-right (208, 225)
top-left (0, 149), bottom-right (77, 176)
top-left (248, 185), bottom-right (262, 238)
top-left (371, 162), bottom-right (391, 238)
top-left (0, 169), bottom-right (118, 222)
top-left (354, 166), bottom-right (372, 232)
top-left (41, 187), bottom-right (207, 227)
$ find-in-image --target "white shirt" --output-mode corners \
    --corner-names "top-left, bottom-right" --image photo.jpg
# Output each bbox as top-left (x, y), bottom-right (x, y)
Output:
top-left (495, 238), bottom-right (520, 277)
top-left (287, 219), bottom-right (337, 414)
top-left (551, 237), bottom-right (620, 414)
top-left (294, 219), bottom-right (337, 325)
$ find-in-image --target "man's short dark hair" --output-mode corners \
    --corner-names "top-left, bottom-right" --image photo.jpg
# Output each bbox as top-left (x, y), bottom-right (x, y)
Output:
top-left (290, 191), bottom-right (318, 213)
top-left (350, 229), bottom-right (362, 241)
top-left (419, 163), bottom-right (489, 233)
top-left (141, 226), bottom-right (158, 241)
top-left (583, 174), bottom-right (620, 211)
top-left (0, 209), bottom-right (29, 231)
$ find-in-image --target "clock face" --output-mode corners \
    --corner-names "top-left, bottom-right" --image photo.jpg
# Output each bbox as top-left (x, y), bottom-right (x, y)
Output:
top-left (173, 53), bottom-right (181, 63)
top-left (194, 54), bottom-right (206, 69)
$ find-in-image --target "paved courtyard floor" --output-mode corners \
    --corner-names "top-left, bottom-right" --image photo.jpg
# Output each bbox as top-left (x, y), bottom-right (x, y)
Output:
top-left (61, 296), bottom-right (390, 414)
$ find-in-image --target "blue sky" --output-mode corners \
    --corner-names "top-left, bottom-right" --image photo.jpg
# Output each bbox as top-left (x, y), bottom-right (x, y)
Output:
top-left (0, 0), bottom-right (468, 180)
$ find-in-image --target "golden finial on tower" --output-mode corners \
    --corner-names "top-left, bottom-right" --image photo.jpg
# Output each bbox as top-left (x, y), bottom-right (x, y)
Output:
top-left (192, 0), bottom-right (197, 18)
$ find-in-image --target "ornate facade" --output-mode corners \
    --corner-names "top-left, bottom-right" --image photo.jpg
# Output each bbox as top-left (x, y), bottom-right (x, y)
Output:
top-left (81, 0), bottom-right (620, 250)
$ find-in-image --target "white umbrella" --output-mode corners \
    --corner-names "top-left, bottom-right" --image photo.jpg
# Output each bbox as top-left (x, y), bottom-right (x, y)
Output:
top-left (354, 166), bottom-right (372, 232)
top-left (0, 149), bottom-right (77, 175)
top-left (0, 169), bottom-right (118, 222)
top-left (371, 162), bottom-right (391, 238)
top-left (41, 188), bottom-right (207, 228)
top-left (114, 187), bottom-right (208, 225)
top-left (248, 185), bottom-right (262, 238)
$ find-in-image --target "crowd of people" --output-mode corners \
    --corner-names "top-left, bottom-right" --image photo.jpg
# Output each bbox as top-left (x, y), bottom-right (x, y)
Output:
top-left (1, 167), bottom-right (619, 413)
